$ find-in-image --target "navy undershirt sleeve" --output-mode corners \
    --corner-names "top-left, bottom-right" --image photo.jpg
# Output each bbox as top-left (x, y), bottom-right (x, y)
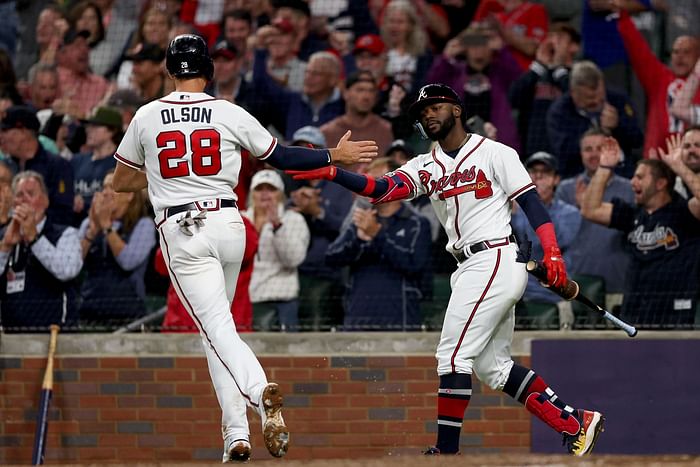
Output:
top-left (516, 189), bottom-right (551, 230)
top-left (264, 144), bottom-right (331, 170)
top-left (332, 166), bottom-right (391, 198)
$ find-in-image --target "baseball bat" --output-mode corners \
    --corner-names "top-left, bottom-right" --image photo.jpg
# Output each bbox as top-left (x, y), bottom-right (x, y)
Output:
top-left (526, 261), bottom-right (637, 337)
top-left (32, 324), bottom-right (60, 465)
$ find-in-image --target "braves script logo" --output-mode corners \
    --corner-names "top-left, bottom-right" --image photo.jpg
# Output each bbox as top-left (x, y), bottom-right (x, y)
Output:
top-left (628, 225), bottom-right (679, 251)
top-left (418, 166), bottom-right (493, 200)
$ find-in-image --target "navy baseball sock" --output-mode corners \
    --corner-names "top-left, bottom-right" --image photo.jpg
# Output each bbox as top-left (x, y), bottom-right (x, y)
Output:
top-left (503, 364), bottom-right (578, 434)
top-left (436, 372), bottom-right (471, 454)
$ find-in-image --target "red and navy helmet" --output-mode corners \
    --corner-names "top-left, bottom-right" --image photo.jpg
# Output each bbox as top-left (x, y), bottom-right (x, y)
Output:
top-left (166, 34), bottom-right (214, 82)
top-left (408, 84), bottom-right (463, 122)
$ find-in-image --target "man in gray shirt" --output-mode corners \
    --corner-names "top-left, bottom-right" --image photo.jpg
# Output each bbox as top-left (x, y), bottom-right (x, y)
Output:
top-left (555, 128), bottom-right (633, 311)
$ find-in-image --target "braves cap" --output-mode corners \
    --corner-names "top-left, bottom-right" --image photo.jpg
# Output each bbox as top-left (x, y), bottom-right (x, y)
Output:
top-left (251, 170), bottom-right (285, 191)
top-left (353, 34), bottom-right (385, 55)
top-left (211, 40), bottom-right (238, 60)
top-left (1, 106), bottom-right (40, 132)
top-left (525, 151), bottom-right (559, 172)
top-left (292, 126), bottom-right (326, 148)
top-left (408, 83), bottom-right (463, 121)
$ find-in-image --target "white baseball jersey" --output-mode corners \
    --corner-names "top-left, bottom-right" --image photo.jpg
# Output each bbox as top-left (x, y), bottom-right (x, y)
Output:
top-left (396, 136), bottom-right (534, 253)
top-left (115, 91), bottom-right (277, 215)
top-left (115, 91), bottom-right (281, 447)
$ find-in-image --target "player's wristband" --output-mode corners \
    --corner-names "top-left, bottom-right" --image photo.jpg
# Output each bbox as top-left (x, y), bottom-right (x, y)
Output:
top-left (535, 222), bottom-right (558, 252)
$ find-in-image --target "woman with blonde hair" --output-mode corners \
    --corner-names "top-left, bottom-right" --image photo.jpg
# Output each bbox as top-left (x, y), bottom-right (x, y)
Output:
top-left (380, 0), bottom-right (434, 94)
top-left (78, 170), bottom-right (157, 327)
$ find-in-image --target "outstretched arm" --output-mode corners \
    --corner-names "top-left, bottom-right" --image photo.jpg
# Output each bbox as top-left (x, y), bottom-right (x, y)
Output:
top-left (287, 165), bottom-right (412, 204)
top-left (670, 59), bottom-right (700, 125)
top-left (265, 131), bottom-right (378, 170)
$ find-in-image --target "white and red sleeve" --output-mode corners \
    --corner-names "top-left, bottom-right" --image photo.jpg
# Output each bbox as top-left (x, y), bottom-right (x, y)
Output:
top-left (393, 154), bottom-right (430, 199)
top-left (492, 145), bottom-right (535, 200)
top-left (230, 105), bottom-right (277, 159)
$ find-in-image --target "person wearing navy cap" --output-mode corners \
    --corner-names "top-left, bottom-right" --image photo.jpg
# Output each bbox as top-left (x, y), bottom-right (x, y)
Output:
top-left (127, 43), bottom-right (167, 102)
top-left (0, 106), bottom-right (75, 225)
top-left (512, 150), bottom-right (582, 328)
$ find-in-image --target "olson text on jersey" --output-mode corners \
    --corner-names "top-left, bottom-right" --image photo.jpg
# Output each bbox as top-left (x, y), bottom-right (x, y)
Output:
top-left (161, 107), bottom-right (212, 125)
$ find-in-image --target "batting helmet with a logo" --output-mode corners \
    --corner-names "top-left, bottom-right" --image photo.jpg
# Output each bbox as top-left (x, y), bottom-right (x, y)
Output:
top-left (165, 34), bottom-right (214, 82)
top-left (408, 83), bottom-right (463, 122)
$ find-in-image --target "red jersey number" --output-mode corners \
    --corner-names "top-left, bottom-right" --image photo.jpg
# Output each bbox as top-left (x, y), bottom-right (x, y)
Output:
top-left (157, 129), bottom-right (222, 179)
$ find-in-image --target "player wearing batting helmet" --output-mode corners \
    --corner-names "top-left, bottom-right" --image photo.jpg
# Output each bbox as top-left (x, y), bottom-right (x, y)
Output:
top-left (111, 34), bottom-right (378, 462)
top-left (408, 84), bottom-right (465, 139)
top-left (165, 34), bottom-right (214, 82)
top-left (287, 83), bottom-right (605, 457)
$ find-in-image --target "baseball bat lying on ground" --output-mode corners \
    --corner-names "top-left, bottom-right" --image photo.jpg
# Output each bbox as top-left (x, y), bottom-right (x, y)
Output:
top-left (32, 324), bottom-right (60, 465)
top-left (526, 261), bottom-right (637, 337)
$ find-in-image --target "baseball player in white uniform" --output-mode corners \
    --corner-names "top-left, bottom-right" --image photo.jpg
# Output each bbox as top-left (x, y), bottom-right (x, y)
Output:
top-left (111, 34), bottom-right (378, 463)
top-left (289, 84), bottom-right (605, 456)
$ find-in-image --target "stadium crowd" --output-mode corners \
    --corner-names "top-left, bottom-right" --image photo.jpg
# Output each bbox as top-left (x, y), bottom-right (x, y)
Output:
top-left (0, 0), bottom-right (698, 332)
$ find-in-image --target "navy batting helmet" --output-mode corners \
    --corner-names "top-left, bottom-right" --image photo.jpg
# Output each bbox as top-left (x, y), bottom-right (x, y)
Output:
top-left (408, 84), bottom-right (463, 122)
top-left (166, 34), bottom-right (214, 82)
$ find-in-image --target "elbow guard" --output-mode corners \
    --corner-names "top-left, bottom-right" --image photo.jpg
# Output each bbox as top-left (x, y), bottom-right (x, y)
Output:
top-left (371, 173), bottom-right (413, 204)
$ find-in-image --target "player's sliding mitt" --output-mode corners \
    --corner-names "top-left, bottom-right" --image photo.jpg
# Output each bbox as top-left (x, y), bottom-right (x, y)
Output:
top-left (542, 246), bottom-right (567, 288)
top-left (286, 166), bottom-right (337, 181)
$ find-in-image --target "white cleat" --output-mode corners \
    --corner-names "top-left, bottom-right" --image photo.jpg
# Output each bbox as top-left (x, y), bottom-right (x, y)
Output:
top-left (222, 438), bottom-right (251, 463)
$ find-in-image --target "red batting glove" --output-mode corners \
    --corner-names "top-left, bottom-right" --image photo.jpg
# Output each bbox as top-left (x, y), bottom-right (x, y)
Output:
top-left (542, 246), bottom-right (567, 288)
top-left (285, 166), bottom-right (337, 181)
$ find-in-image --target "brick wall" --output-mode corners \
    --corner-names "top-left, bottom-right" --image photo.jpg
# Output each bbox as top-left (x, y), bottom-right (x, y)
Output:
top-left (0, 354), bottom-right (532, 463)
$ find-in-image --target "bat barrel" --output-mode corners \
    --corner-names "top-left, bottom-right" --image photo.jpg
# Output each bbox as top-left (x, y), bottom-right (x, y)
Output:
top-left (525, 260), bottom-right (579, 300)
top-left (526, 261), bottom-right (637, 336)
top-left (32, 325), bottom-right (60, 465)
top-left (32, 391), bottom-right (52, 465)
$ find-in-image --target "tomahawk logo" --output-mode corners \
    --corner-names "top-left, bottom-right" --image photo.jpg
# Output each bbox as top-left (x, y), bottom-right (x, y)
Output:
top-left (628, 225), bottom-right (679, 251)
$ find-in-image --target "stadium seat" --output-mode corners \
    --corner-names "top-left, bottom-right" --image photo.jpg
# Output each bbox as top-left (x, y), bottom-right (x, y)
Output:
top-left (516, 301), bottom-right (559, 329)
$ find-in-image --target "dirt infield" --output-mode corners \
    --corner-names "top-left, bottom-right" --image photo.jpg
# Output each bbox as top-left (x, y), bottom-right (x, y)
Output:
top-left (7, 454), bottom-right (697, 466)
top-left (298, 455), bottom-right (675, 466)
top-left (248, 454), bottom-right (700, 466)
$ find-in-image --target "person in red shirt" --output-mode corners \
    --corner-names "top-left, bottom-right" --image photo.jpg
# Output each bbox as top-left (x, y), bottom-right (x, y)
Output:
top-left (616, 8), bottom-right (700, 158)
top-left (473, 0), bottom-right (548, 71)
top-left (157, 215), bottom-right (259, 332)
